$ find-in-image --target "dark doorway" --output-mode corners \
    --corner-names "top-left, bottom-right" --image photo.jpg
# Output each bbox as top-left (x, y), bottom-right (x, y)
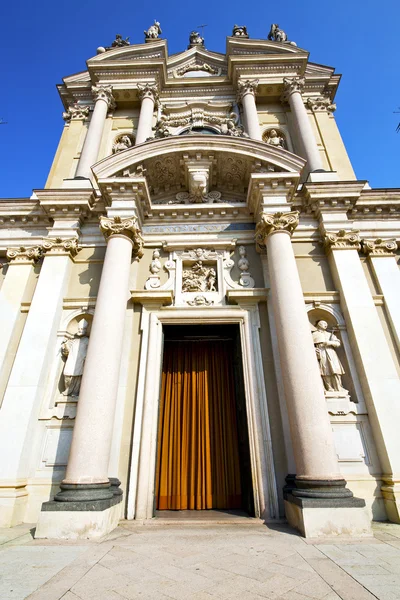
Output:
top-left (155, 324), bottom-right (254, 516)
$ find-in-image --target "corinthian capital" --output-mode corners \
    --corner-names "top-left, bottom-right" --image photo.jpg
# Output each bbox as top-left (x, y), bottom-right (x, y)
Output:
top-left (323, 230), bottom-right (361, 251)
top-left (362, 238), bottom-right (397, 257)
top-left (282, 76), bottom-right (305, 99)
top-left (42, 237), bottom-right (80, 257)
top-left (255, 211), bottom-right (299, 246)
top-left (137, 83), bottom-right (159, 104)
top-left (62, 104), bottom-right (90, 122)
top-left (306, 96), bottom-right (336, 113)
top-left (91, 85), bottom-right (116, 111)
top-left (237, 79), bottom-right (259, 102)
top-left (100, 216), bottom-right (144, 257)
top-left (6, 245), bottom-right (43, 263)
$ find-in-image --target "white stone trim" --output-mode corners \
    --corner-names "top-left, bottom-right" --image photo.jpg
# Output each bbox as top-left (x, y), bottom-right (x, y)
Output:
top-left (127, 306), bottom-right (279, 521)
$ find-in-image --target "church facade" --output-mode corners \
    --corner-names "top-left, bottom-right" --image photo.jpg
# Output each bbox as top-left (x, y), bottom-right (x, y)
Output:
top-left (1, 24), bottom-right (399, 539)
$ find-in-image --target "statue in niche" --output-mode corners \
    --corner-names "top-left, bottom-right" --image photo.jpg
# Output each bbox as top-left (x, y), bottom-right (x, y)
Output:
top-left (111, 34), bottom-right (130, 47)
top-left (312, 320), bottom-right (348, 393)
top-left (232, 25), bottom-right (248, 38)
top-left (265, 129), bottom-right (286, 149)
top-left (182, 261), bottom-right (217, 292)
top-left (112, 135), bottom-right (133, 153)
top-left (61, 319), bottom-right (90, 397)
top-left (144, 21), bottom-right (162, 40)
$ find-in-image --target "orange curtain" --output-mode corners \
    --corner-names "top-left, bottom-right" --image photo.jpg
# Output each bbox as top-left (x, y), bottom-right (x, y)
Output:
top-left (156, 340), bottom-right (242, 510)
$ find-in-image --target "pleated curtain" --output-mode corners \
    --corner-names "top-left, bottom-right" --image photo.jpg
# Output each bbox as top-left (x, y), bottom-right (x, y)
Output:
top-left (156, 340), bottom-right (242, 510)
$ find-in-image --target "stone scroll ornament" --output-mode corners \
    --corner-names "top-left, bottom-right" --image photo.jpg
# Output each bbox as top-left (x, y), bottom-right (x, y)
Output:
top-left (6, 246), bottom-right (43, 262)
top-left (100, 216), bottom-right (144, 258)
top-left (145, 249), bottom-right (162, 290)
top-left (237, 246), bottom-right (255, 288)
top-left (255, 211), bottom-right (299, 249)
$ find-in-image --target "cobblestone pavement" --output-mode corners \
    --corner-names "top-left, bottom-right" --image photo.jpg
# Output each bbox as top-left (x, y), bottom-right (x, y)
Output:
top-left (1, 520), bottom-right (400, 600)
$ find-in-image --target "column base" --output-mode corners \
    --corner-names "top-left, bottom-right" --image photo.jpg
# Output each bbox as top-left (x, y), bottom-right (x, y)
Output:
top-left (284, 495), bottom-right (372, 538)
top-left (381, 477), bottom-right (400, 524)
top-left (35, 500), bottom-right (123, 540)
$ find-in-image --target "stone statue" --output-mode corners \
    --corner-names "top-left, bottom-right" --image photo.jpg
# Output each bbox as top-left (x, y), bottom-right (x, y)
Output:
top-left (312, 320), bottom-right (348, 393)
top-left (150, 249), bottom-right (162, 275)
top-left (112, 135), bottom-right (133, 154)
top-left (111, 34), bottom-right (130, 48)
top-left (154, 117), bottom-right (170, 138)
top-left (267, 24), bottom-right (288, 42)
top-left (144, 21), bottom-right (162, 40)
top-left (62, 319), bottom-right (90, 397)
top-left (188, 31), bottom-right (204, 48)
top-left (265, 129), bottom-right (286, 149)
top-left (232, 25), bottom-right (248, 38)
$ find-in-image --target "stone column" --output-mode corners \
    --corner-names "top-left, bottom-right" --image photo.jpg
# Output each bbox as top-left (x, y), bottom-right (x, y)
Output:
top-left (325, 230), bottom-right (400, 524)
top-left (283, 77), bottom-right (324, 173)
top-left (237, 80), bottom-right (262, 141)
top-left (0, 247), bottom-right (41, 401)
top-left (135, 83), bottom-right (159, 145)
top-left (255, 213), bottom-right (369, 537)
top-left (52, 217), bottom-right (143, 505)
top-left (0, 239), bottom-right (78, 527)
top-left (362, 239), bottom-right (400, 353)
top-left (75, 85), bottom-right (115, 179)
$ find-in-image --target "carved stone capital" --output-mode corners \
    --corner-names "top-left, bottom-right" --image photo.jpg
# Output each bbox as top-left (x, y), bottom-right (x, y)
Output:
top-left (137, 83), bottom-right (159, 104)
top-left (323, 230), bottom-right (361, 251)
top-left (6, 245), bottom-right (43, 264)
top-left (237, 79), bottom-right (259, 102)
top-left (62, 104), bottom-right (90, 122)
top-left (91, 85), bottom-right (116, 111)
top-left (42, 237), bottom-right (80, 257)
top-left (282, 77), bottom-right (305, 100)
top-left (362, 238), bottom-right (397, 257)
top-left (100, 216), bottom-right (144, 257)
top-left (306, 96), bottom-right (336, 113)
top-left (255, 211), bottom-right (299, 246)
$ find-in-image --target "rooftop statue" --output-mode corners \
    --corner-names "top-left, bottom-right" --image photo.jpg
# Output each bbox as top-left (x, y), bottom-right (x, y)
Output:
top-left (232, 25), bottom-right (249, 38)
top-left (111, 33), bottom-right (130, 47)
top-left (144, 20), bottom-right (162, 41)
top-left (188, 31), bottom-right (205, 48)
top-left (267, 23), bottom-right (287, 42)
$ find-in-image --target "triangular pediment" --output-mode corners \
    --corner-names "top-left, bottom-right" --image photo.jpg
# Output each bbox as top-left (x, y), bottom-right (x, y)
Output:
top-left (167, 47), bottom-right (227, 79)
top-left (87, 39), bottom-right (168, 65)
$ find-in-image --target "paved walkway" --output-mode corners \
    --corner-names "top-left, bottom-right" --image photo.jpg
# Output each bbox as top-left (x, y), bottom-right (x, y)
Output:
top-left (1, 520), bottom-right (400, 600)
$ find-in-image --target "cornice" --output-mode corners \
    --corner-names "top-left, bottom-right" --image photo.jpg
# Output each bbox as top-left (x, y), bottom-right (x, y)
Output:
top-left (302, 181), bottom-right (366, 215)
top-left (34, 189), bottom-right (96, 220)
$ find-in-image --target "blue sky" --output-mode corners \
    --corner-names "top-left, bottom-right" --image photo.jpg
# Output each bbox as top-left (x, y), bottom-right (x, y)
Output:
top-left (0, 0), bottom-right (399, 197)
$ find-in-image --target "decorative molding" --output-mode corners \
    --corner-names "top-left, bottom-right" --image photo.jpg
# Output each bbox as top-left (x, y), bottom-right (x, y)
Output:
top-left (175, 62), bottom-right (220, 77)
top-left (237, 79), bottom-right (259, 102)
top-left (62, 104), bottom-right (90, 122)
top-left (306, 96), bottom-right (336, 113)
top-left (99, 216), bottom-right (144, 257)
top-left (187, 295), bottom-right (214, 306)
top-left (237, 246), bottom-right (255, 288)
top-left (361, 238), bottom-right (397, 257)
top-left (42, 237), bottom-right (80, 258)
top-left (173, 190), bottom-right (222, 204)
top-left (91, 85), bottom-right (116, 111)
top-left (6, 245), bottom-right (43, 263)
top-left (323, 230), bottom-right (361, 251)
top-left (137, 82), bottom-right (159, 104)
top-left (255, 211), bottom-right (299, 247)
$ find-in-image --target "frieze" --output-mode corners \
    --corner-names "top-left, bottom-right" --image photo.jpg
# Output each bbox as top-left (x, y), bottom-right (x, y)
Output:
top-left (142, 223), bottom-right (255, 233)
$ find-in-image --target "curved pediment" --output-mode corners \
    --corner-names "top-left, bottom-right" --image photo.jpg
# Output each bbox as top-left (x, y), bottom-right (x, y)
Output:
top-left (92, 136), bottom-right (305, 205)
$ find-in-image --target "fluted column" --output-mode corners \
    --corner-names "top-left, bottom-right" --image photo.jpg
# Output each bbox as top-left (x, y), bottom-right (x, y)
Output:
top-left (283, 77), bottom-right (323, 173)
top-left (55, 217), bottom-right (143, 505)
top-left (135, 83), bottom-right (159, 145)
top-left (75, 85), bottom-right (115, 179)
top-left (237, 79), bottom-right (262, 141)
top-left (255, 212), bottom-right (352, 500)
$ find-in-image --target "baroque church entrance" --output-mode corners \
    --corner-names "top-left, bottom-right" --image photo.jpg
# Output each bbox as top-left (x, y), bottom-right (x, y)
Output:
top-left (155, 325), bottom-right (254, 515)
